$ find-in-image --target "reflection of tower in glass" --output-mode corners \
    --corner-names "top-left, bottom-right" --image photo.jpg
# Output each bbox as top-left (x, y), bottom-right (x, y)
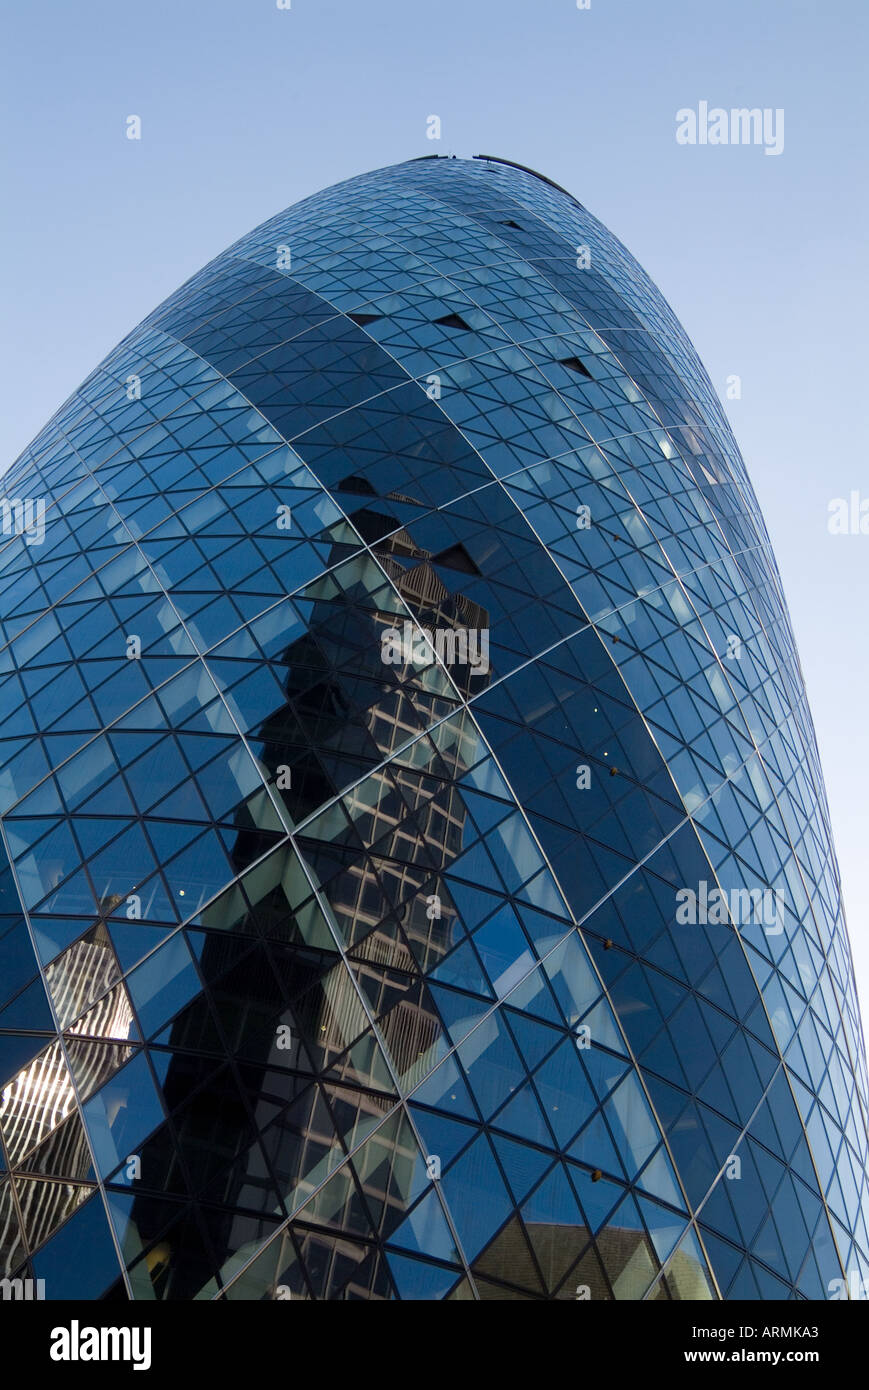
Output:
top-left (0, 913), bottom-right (135, 1276)
top-left (127, 499), bottom-right (492, 1297)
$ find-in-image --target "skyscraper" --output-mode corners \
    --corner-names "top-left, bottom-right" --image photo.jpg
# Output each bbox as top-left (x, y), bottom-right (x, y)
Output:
top-left (0, 155), bottom-right (866, 1300)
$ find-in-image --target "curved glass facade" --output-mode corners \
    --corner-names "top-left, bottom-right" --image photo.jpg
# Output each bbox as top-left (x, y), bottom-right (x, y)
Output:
top-left (0, 155), bottom-right (866, 1301)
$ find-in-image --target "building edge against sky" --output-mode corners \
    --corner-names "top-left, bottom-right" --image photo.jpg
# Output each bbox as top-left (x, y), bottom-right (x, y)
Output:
top-left (0, 155), bottom-right (866, 1300)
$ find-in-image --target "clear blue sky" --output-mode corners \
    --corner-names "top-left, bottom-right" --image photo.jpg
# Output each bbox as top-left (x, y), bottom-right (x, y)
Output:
top-left (2, 0), bottom-right (867, 1044)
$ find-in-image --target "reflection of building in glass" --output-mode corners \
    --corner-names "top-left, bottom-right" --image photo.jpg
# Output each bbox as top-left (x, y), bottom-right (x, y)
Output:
top-left (1, 922), bottom-right (135, 1273)
top-left (132, 518), bottom-right (493, 1295)
top-left (1, 156), bottom-right (867, 1301)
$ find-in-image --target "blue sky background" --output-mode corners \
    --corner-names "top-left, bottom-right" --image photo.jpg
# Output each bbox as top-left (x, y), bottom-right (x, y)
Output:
top-left (2, 0), bottom-right (867, 1044)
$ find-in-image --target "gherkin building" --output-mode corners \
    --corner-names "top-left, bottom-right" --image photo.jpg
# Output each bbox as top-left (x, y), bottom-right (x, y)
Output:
top-left (0, 155), bottom-right (866, 1303)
